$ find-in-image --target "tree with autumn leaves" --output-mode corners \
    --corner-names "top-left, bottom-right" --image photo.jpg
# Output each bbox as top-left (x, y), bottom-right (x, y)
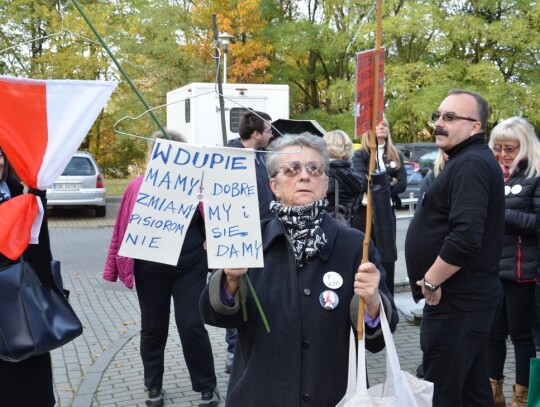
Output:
top-left (1, 0), bottom-right (539, 174)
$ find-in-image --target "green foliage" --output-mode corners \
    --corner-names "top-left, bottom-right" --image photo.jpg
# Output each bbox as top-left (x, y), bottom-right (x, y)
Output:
top-left (100, 136), bottom-right (147, 178)
top-left (1, 0), bottom-right (539, 171)
top-left (295, 109), bottom-right (356, 140)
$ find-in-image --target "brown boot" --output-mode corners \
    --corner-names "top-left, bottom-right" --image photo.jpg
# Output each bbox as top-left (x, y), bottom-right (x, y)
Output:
top-left (490, 377), bottom-right (506, 407)
top-left (511, 383), bottom-right (528, 407)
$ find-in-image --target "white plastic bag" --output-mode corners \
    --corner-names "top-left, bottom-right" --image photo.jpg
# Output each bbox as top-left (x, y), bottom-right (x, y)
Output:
top-left (336, 295), bottom-right (433, 406)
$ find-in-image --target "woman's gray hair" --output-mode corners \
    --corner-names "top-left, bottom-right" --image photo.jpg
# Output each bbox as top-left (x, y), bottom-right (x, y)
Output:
top-left (266, 132), bottom-right (329, 178)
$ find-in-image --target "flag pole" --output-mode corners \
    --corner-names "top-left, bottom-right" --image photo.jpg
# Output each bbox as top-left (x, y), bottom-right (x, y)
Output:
top-left (71, 0), bottom-right (170, 140)
top-left (358, 0), bottom-right (383, 340)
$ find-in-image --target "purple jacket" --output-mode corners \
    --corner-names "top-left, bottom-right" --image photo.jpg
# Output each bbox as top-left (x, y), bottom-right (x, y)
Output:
top-left (102, 176), bottom-right (143, 289)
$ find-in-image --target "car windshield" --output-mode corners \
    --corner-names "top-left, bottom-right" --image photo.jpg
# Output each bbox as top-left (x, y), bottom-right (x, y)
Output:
top-left (420, 151), bottom-right (439, 161)
top-left (62, 157), bottom-right (95, 176)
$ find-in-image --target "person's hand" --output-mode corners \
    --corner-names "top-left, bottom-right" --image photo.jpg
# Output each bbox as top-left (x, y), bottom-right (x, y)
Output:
top-left (223, 268), bottom-right (248, 295)
top-left (354, 262), bottom-right (381, 318)
top-left (416, 278), bottom-right (442, 306)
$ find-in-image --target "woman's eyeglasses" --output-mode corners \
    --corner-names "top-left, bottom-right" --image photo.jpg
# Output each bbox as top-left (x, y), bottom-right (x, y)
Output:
top-left (278, 161), bottom-right (326, 177)
top-left (492, 145), bottom-right (519, 154)
top-left (431, 112), bottom-right (479, 123)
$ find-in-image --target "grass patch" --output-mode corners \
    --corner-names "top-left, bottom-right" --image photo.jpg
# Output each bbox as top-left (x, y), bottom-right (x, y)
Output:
top-left (106, 178), bottom-right (133, 196)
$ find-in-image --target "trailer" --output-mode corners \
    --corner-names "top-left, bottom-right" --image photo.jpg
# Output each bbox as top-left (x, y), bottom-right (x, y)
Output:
top-left (166, 82), bottom-right (289, 146)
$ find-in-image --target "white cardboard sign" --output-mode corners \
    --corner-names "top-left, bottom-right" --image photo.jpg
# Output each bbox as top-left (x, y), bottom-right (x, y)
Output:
top-left (119, 139), bottom-right (264, 268)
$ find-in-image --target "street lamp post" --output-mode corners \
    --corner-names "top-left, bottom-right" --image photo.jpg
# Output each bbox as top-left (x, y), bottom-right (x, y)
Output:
top-left (218, 32), bottom-right (234, 84)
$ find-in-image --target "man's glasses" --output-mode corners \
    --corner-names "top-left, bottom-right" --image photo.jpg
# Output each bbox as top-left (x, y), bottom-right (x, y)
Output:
top-left (278, 161), bottom-right (326, 177)
top-left (431, 112), bottom-right (479, 123)
top-left (492, 145), bottom-right (519, 154)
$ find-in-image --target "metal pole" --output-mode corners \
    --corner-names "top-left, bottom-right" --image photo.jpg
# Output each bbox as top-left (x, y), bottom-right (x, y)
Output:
top-left (223, 51), bottom-right (227, 84)
top-left (70, 0), bottom-right (169, 139)
top-left (212, 14), bottom-right (228, 146)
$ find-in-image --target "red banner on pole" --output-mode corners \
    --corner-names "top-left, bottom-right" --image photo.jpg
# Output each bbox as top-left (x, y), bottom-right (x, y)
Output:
top-left (355, 48), bottom-right (385, 138)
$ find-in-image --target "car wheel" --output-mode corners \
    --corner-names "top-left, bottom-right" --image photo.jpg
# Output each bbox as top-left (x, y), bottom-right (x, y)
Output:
top-left (95, 206), bottom-right (106, 217)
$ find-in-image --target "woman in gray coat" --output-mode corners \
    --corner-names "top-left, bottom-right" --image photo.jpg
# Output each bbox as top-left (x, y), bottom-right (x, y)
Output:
top-left (200, 133), bottom-right (398, 406)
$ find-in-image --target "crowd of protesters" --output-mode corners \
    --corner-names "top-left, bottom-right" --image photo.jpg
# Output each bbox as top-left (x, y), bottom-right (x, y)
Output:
top-left (2, 91), bottom-right (538, 407)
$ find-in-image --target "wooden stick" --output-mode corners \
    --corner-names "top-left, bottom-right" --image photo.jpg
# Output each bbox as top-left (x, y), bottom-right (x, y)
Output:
top-left (358, 0), bottom-right (383, 340)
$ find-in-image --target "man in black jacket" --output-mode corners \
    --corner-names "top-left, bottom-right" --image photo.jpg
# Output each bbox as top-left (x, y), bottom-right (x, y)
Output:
top-left (405, 90), bottom-right (504, 406)
top-left (224, 110), bottom-right (276, 373)
top-left (227, 111), bottom-right (275, 221)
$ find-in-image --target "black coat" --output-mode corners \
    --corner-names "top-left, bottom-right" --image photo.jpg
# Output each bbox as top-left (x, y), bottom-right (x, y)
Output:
top-left (326, 159), bottom-right (364, 221)
top-left (352, 148), bottom-right (407, 201)
top-left (0, 175), bottom-right (55, 406)
top-left (201, 214), bottom-right (398, 406)
top-left (498, 160), bottom-right (540, 282)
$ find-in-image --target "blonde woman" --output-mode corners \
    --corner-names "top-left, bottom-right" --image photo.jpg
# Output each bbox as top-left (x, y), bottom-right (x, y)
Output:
top-left (487, 117), bottom-right (540, 407)
top-left (351, 117), bottom-right (406, 295)
top-left (322, 130), bottom-right (363, 224)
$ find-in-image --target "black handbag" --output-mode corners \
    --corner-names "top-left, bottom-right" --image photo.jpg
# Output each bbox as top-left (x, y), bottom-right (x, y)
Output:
top-left (0, 259), bottom-right (83, 362)
top-left (51, 259), bottom-right (70, 299)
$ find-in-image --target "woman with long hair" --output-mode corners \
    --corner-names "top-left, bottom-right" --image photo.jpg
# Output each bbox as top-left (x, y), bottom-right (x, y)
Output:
top-left (351, 117), bottom-right (407, 295)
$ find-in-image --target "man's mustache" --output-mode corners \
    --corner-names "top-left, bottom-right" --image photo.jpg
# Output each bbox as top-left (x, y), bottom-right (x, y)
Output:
top-left (434, 127), bottom-right (448, 137)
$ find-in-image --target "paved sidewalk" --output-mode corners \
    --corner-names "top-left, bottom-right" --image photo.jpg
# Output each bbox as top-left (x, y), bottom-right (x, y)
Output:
top-left (47, 203), bottom-right (517, 406)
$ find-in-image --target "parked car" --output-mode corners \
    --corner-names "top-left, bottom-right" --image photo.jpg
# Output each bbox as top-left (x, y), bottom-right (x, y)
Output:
top-left (418, 150), bottom-right (440, 176)
top-left (396, 142), bottom-right (438, 163)
top-left (398, 161), bottom-right (423, 200)
top-left (46, 151), bottom-right (107, 217)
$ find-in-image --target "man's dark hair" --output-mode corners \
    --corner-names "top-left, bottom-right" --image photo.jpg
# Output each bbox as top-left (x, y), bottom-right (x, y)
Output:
top-left (238, 110), bottom-right (272, 140)
top-left (449, 89), bottom-right (490, 131)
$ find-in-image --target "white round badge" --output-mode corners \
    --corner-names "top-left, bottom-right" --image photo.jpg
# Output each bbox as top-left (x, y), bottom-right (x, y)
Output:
top-left (511, 184), bottom-right (522, 195)
top-left (323, 272), bottom-right (343, 289)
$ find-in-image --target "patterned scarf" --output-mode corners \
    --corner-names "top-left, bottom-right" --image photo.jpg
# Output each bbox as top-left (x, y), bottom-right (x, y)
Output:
top-left (500, 162), bottom-right (511, 183)
top-left (270, 199), bottom-right (328, 268)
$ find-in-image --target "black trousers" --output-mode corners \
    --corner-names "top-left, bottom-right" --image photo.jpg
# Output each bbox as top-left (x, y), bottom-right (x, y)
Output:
top-left (535, 277), bottom-right (540, 349)
top-left (489, 279), bottom-right (536, 386)
top-left (350, 204), bottom-right (396, 295)
top-left (134, 263), bottom-right (216, 392)
top-left (422, 301), bottom-right (499, 407)
top-left (0, 352), bottom-right (55, 406)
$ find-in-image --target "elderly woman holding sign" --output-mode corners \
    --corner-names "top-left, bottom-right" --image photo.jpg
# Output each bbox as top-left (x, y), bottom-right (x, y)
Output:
top-left (200, 132), bottom-right (397, 406)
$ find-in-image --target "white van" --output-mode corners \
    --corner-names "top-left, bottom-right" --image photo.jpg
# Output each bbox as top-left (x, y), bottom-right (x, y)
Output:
top-left (166, 82), bottom-right (289, 146)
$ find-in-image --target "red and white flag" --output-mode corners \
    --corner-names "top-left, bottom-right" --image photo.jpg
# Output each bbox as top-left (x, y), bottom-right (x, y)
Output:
top-left (0, 75), bottom-right (117, 259)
